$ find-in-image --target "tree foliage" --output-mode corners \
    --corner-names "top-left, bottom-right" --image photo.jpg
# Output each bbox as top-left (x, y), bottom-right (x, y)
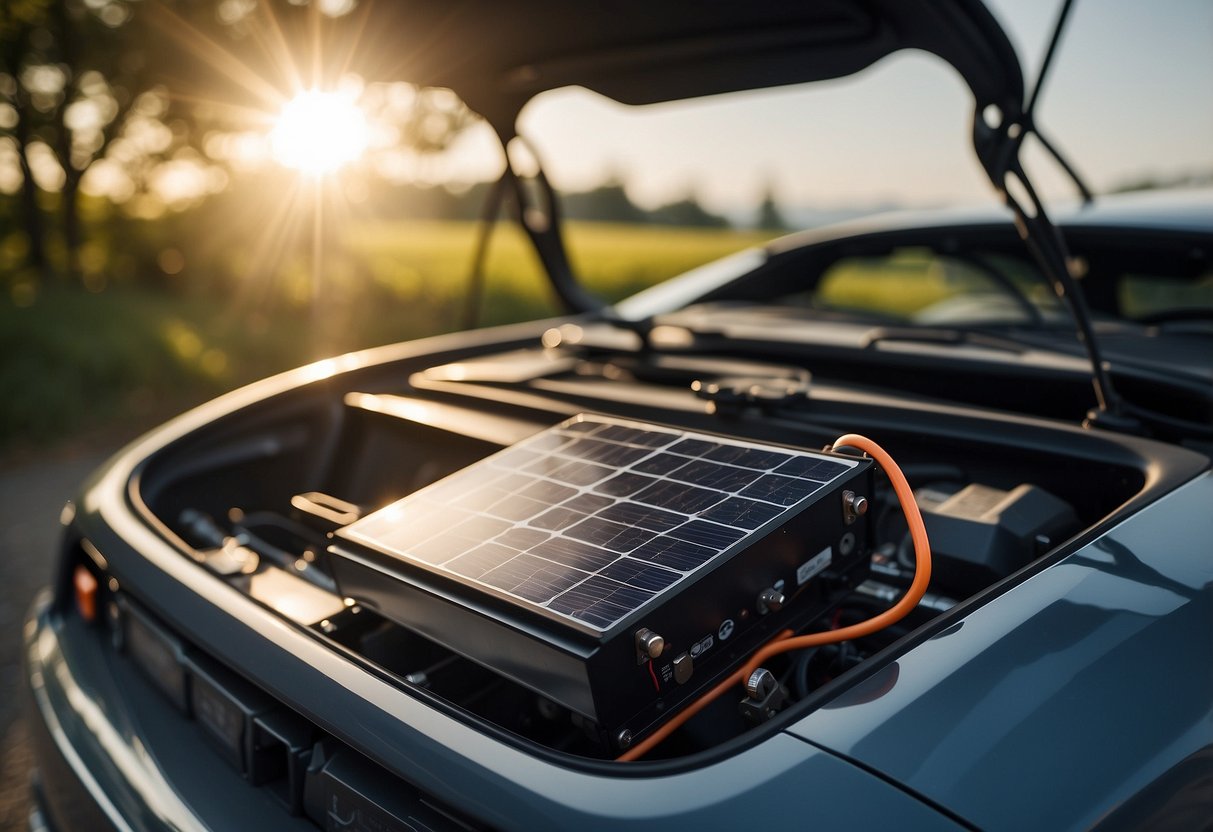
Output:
top-left (0, 0), bottom-right (481, 286)
top-left (756, 183), bottom-right (788, 230)
top-left (1, 0), bottom-right (165, 278)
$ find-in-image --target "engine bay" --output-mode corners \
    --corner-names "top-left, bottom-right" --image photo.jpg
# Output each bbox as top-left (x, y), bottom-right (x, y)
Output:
top-left (125, 332), bottom-right (1199, 763)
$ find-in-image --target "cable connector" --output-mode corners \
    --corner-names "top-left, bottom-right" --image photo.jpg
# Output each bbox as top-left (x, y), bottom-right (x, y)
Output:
top-left (739, 668), bottom-right (788, 724)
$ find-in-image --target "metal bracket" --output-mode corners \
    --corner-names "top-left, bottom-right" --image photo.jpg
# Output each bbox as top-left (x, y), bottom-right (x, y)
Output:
top-left (739, 668), bottom-right (788, 723)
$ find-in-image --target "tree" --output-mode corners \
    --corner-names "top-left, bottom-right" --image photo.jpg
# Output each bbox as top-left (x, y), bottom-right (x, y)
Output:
top-left (649, 191), bottom-right (730, 228)
top-left (756, 183), bottom-right (787, 230)
top-left (1, 0), bottom-right (482, 284)
top-left (1, 0), bottom-right (167, 281)
top-left (0, 0), bottom-right (54, 279)
top-left (561, 176), bottom-right (646, 224)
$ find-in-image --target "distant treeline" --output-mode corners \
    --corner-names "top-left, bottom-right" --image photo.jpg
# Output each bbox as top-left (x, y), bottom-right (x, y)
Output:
top-left (360, 179), bottom-right (786, 230)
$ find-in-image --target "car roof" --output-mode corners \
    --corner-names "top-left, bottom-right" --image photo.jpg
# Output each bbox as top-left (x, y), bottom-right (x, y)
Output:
top-left (768, 187), bottom-right (1213, 254)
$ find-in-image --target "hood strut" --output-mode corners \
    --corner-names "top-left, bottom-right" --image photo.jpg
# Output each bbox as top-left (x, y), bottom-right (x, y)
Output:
top-left (465, 0), bottom-right (1140, 434)
top-left (1021, 0), bottom-right (1093, 205)
top-left (974, 0), bottom-right (1136, 432)
top-left (506, 134), bottom-right (605, 315)
top-left (462, 134), bottom-right (607, 328)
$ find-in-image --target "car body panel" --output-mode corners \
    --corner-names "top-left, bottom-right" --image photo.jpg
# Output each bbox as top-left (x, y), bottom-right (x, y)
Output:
top-left (787, 473), bottom-right (1213, 831)
top-left (25, 591), bottom-right (309, 832)
top-left (26, 307), bottom-right (1207, 829)
top-left (347, 0), bottom-right (1022, 124)
top-left (620, 188), bottom-right (1213, 322)
top-left (25, 601), bottom-right (966, 832)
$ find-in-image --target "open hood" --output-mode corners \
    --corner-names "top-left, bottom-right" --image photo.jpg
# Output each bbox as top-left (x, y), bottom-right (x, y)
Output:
top-left (352, 0), bottom-right (1128, 431)
top-left (344, 0), bottom-right (1037, 315)
top-left (355, 0), bottom-right (1025, 132)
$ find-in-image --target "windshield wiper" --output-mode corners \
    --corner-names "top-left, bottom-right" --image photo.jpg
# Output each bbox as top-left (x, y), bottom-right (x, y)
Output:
top-left (858, 326), bottom-right (1033, 354)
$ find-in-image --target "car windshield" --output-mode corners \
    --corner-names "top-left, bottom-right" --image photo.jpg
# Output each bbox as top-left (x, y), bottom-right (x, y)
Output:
top-left (505, 80), bottom-right (1211, 331)
top-left (776, 246), bottom-right (1065, 327)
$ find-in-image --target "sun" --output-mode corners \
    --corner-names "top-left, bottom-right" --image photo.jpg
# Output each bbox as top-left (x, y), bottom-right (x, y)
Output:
top-left (270, 90), bottom-right (369, 175)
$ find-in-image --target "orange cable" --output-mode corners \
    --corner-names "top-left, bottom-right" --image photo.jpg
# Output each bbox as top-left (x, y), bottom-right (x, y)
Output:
top-left (617, 434), bottom-right (931, 762)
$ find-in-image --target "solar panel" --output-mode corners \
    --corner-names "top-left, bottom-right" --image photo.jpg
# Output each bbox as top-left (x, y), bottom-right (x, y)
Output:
top-left (340, 415), bottom-right (857, 632)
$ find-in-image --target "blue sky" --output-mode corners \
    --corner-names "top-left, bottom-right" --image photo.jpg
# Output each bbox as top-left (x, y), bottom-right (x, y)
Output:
top-left (440, 0), bottom-right (1213, 214)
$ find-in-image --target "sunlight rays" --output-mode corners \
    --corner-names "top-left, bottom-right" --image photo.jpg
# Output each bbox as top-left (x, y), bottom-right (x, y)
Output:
top-left (137, 0), bottom-right (398, 356)
top-left (270, 90), bottom-right (369, 174)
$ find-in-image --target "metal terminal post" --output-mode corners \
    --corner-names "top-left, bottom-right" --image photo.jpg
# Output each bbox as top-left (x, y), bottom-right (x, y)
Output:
top-left (740, 667), bottom-right (788, 723)
top-left (843, 490), bottom-right (869, 525)
top-left (635, 628), bottom-right (665, 664)
top-left (757, 587), bottom-right (786, 614)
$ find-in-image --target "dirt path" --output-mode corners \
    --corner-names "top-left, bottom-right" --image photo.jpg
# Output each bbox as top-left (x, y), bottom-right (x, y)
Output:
top-left (0, 450), bottom-right (112, 830)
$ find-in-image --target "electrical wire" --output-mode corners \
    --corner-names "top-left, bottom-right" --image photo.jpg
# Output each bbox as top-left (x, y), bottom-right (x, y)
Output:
top-left (616, 433), bottom-right (932, 762)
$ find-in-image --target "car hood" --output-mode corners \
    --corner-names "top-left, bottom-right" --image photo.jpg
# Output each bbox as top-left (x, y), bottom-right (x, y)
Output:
top-left (354, 0), bottom-right (1025, 131)
top-left (787, 472), bottom-right (1213, 831)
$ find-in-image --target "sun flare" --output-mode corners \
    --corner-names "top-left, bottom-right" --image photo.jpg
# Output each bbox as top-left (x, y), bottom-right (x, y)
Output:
top-left (270, 90), bottom-right (369, 175)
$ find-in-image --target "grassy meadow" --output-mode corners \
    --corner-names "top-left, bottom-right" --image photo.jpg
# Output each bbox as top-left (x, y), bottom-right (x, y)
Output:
top-left (1, 221), bottom-right (776, 452)
top-left (345, 220), bottom-right (777, 324)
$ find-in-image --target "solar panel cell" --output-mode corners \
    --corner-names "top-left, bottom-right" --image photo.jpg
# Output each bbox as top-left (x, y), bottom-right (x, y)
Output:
top-left (630, 537), bottom-right (718, 572)
top-left (668, 459), bottom-right (762, 491)
top-left (597, 501), bottom-right (685, 532)
top-left (775, 456), bottom-right (849, 481)
top-left (486, 446), bottom-right (544, 470)
top-left (540, 459), bottom-right (615, 487)
top-left (447, 543), bottom-right (518, 580)
top-left (593, 425), bottom-right (675, 448)
top-left (741, 474), bottom-right (824, 506)
top-left (548, 575), bottom-right (655, 628)
top-left (528, 506), bottom-right (587, 531)
top-left (593, 471), bottom-right (658, 497)
top-left (633, 480), bottom-right (726, 514)
top-left (530, 536), bottom-right (619, 572)
top-left (703, 444), bottom-right (792, 470)
top-left (562, 493), bottom-right (615, 514)
top-left (598, 558), bottom-right (682, 592)
top-left (481, 554), bottom-right (588, 603)
top-left (565, 516), bottom-right (656, 553)
top-left (451, 484), bottom-right (510, 512)
top-left (667, 438), bottom-right (716, 458)
top-left (631, 452), bottom-right (691, 476)
top-left (666, 519), bottom-right (746, 549)
top-left (495, 526), bottom-right (549, 551)
top-left (700, 497), bottom-right (783, 530)
top-left (486, 493), bottom-right (551, 521)
top-left (518, 479), bottom-right (578, 504)
top-left (563, 438), bottom-right (652, 466)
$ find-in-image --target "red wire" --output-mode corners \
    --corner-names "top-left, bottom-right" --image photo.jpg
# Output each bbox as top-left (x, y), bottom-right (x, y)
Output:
top-left (647, 659), bottom-right (660, 692)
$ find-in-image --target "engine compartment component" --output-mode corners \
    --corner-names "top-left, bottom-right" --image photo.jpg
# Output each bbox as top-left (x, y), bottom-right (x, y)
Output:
top-left (330, 415), bottom-right (874, 749)
top-left (124, 334), bottom-right (1205, 764)
top-left (916, 482), bottom-right (1080, 597)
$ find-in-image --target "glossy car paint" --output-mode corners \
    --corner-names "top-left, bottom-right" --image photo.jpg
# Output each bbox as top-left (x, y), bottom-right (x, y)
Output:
top-left (23, 307), bottom-right (1211, 829)
top-left (619, 188), bottom-right (1213, 321)
top-left (789, 473), bottom-right (1213, 831)
top-left (21, 0), bottom-right (1213, 822)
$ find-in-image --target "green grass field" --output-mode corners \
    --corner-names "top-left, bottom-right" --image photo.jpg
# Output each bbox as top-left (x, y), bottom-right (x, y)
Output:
top-left (1, 221), bottom-right (775, 450)
top-left (344, 220), bottom-right (777, 325)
